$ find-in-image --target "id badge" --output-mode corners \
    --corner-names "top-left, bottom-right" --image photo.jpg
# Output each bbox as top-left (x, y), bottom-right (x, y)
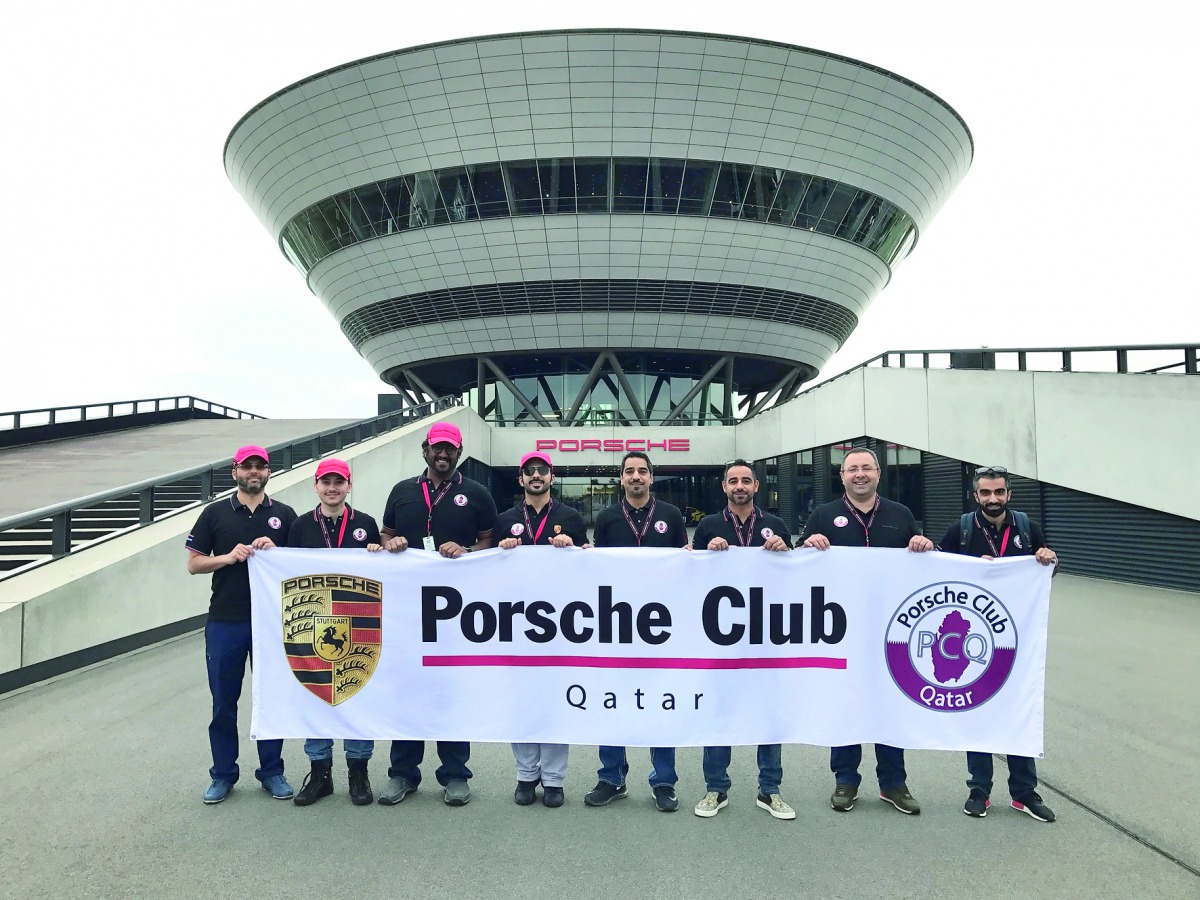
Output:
top-left (422, 535), bottom-right (437, 551)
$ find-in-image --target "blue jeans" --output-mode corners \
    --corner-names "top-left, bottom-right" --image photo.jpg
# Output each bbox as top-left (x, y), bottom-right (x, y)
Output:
top-left (388, 740), bottom-right (471, 787)
top-left (703, 744), bottom-right (782, 794)
top-left (966, 752), bottom-right (1038, 799)
top-left (830, 743), bottom-right (906, 792)
top-left (204, 620), bottom-right (283, 784)
top-left (597, 746), bottom-right (677, 788)
top-left (304, 739), bottom-right (374, 762)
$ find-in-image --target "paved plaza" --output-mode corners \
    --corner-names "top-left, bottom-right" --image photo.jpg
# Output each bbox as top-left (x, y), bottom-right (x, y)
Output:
top-left (2, 575), bottom-right (1196, 899)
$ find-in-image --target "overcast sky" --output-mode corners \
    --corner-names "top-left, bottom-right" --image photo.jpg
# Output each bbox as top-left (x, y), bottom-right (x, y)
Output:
top-left (3, 1), bottom-right (1195, 419)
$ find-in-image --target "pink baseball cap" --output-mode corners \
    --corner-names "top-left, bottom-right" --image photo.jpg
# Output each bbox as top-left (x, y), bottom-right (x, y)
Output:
top-left (315, 459), bottom-right (351, 481)
top-left (234, 445), bottom-right (269, 466)
top-left (520, 451), bottom-right (553, 470)
top-left (426, 422), bottom-right (463, 448)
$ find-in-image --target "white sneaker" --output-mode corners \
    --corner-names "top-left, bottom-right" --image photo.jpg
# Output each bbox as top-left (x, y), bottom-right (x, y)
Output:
top-left (757, 792), bottom-right (796, 820)
top-left (694, 791), bottom-right (729, 817)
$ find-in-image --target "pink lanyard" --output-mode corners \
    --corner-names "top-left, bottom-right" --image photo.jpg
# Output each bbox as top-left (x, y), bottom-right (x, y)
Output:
top-left (522, 500), bottom-right (553, 544)
top-left (977, 513), bottom-right (1011, 557)
top-left (315, 506), bottom-right (350, 548)
top-left (421, 473), bottom-right (459, 536)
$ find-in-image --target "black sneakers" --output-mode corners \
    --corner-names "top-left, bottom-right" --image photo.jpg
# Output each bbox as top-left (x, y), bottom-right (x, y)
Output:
top-left (1011, 792), bottom-right (1056, 822)
top-left (584, 781), bottom-right (628, 806)
top-left (653, 785), bottom-right (679, 812)
top-left (830, 783), bottom-right (859, 811)
top-left (879, 785), bottom-right (921, 815)
top-left (964, 788), bottom-right (991, 817)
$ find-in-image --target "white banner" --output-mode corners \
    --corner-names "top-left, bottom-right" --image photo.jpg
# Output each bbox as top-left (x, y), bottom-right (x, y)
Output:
top-left (249, 547), bottom-right (1052, 756)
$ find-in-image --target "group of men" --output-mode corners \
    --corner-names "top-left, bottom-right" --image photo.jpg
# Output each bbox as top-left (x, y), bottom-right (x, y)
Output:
top-left (186, 423), bottom-right (1058, 823)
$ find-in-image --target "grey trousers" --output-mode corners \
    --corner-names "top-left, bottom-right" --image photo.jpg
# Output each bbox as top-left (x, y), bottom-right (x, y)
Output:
top-left (512, 743), bottom-right (569, 787)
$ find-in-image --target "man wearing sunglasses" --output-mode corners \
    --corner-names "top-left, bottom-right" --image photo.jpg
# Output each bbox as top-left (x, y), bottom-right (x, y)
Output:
top-left (691, 459), bottom-right (796, 821)
top-left (586, 450), bottom-right (689, 812)
top-left (377, 421), bottom-right (497, 808)
top-left (938, 465), bottom-right (1059, 823)
top-left (494, 451), bottom-right (589, 808)
top-left (186, 445), bottom-right (297, 804)
top-left (800, 446), bottom-right (933, 816)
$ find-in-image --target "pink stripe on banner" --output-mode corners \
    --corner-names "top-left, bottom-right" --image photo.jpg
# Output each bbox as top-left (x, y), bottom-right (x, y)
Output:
top-left (423, 655), bottom-right (846, 670)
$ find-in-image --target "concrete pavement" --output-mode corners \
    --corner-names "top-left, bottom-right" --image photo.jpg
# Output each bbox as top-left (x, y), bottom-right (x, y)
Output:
top-left (1, 574), bottom-right (1197, 899)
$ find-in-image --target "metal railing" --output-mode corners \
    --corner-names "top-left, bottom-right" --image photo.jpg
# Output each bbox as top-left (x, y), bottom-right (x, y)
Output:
top-left (860, 344), bottom-right (1199, 375)
top-left (0, 394), bottom-right (460, 581)
top-left (0, 395), bottom-right (263, 432)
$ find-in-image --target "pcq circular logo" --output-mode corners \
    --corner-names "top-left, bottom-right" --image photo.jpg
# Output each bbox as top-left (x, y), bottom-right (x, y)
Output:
top-left (884, 581), bottom-right (1017, 712)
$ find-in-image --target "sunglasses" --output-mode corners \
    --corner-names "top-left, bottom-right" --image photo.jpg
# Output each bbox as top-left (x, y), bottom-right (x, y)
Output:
top-left (975, 466), bottom-right (1009, 478)
top-left (522, 464), bottom-right (551, 476)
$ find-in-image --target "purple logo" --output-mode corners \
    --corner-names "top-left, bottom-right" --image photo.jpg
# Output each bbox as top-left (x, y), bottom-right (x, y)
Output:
top-left (654, 520), bottom-right (668, 533)
top-left (352, 528), bottom-right (367, 541)
top-left (833, 515), bottom-right (848, 528)
top-left (268, 516), bottom-right (282, 530)
top-left (510, 523), bottom-right (525, 535)
top-left (760, 527), bottom-right (774, 539)
top-left (885, 581), bottom-right (1016, 712)
top-left (453, 494), bottom-right (468, 506)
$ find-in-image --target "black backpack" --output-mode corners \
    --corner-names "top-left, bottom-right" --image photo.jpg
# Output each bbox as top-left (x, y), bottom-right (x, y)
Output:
top-left (959, 510), bottom-right (1031, 555)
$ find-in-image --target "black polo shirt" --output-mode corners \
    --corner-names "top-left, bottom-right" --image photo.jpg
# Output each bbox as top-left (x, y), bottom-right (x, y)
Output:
top-left (287, 505), bottom-right (382, 550)
top-left (800, 495), bottom-right (920, 549)
top-left (938, 509), bottom-right (1048, 558)
top-left (593, 498), bottom-right (689, 548)
top-left (494, 499), bottom-right (589, 546)
top-left (693, 506), bottom-right (793, 549)
top-left (382, 470), bottom-right (497, 548)
top-left (186, 495), bottom-right (296, 622)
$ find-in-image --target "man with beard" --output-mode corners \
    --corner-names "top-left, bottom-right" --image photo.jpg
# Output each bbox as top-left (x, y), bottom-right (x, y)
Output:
top-left (690, 459), bottom-right (795, 820)
top-left (938, 465), bottom-right (1059, 822)
top-left (186, 445), bottom-right (297, 804)
top-left (284, 458), bottom-right (385, 808)
top-left (493, 450), bottom-right (589, 808)
top-left (586, 450), bottom-right (688, 812)
top-left (800, 447), bottom-right (933, 815)
top-left (376, 421), bottom-right (496, 807)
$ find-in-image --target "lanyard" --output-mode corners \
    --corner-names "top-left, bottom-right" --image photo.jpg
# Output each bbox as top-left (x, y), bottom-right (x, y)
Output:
top-left (522, 499), bottom-right (553, 544)
top-left (315, 505), bottom-right (350, 548)
top-left (421, 472), bottom-right (460, 536)
top-left (722, 506), bottom-right (759, 547)
top-left (620, 498), bottom-right (657, 546)
top-left (977, 513), bottom-right (1011, 557)
top-left (841, 495), bottom-right (880, 547)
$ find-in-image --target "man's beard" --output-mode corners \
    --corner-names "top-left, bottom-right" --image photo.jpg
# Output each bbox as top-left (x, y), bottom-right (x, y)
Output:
top-left (236, 476), bottom-right (265, 495)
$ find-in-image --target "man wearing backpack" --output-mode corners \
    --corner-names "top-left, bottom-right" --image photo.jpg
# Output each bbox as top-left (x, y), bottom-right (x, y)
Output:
top-left (937, 465), bottom-right (1059, 823)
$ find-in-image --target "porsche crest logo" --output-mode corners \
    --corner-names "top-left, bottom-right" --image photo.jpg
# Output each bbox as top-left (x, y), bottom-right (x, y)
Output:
top-left (282, 574), bottom-right (382, 706)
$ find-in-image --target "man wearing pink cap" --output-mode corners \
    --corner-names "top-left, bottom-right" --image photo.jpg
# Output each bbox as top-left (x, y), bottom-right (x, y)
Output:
top-left (494, 451), bottom-right (589, 808)
top-left (377, 420), bottom-right (497, 807)
top-left (285, 459), bottom-right (385, 808)
top-left (186, 445), bottom-right (297, 804)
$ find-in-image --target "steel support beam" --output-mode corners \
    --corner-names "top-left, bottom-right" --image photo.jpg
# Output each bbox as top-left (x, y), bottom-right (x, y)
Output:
top-left (483, 358), bottom-right (550, 426)
top-left (606, 353), bottom-right (648, 426)
top-left (564, 353), bottom-right (608, 425)
top-left (661, 356), bottom-right (730, 424)
top-left (745, 367), bottom-right (803, 418)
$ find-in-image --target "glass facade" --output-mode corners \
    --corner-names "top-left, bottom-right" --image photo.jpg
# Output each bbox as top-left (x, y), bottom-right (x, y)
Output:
top-left (280, 157), bottom-right (917, 274)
